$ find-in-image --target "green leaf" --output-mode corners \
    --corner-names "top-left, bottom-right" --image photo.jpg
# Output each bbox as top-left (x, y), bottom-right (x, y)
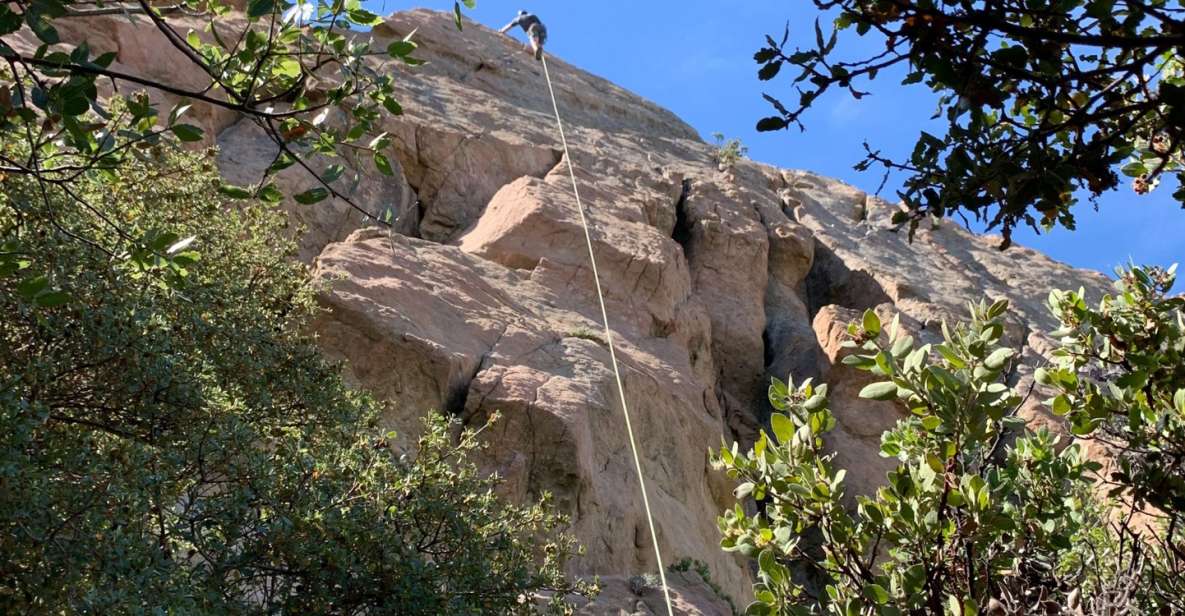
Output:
top-left (322, 163), bottom-right (345, 183)
top-left (859, 381), bottom-right (898, 401)
top-left (92, 51), bottom-right (116, 69)
top-left (904, 346), bottom-right (927, 372)
top-left (382, 96), bottom-right (403, 115)
top-left (890, 334), bottom-right (913, 357)
top-left (276, 58), bottom-right (302, 78)
top-left (862, 309), bottom-right (881, 337)
top-left (758, 548), bottom-right (776, 577)
top-left (35, 290), bottom-right (70, 307)
top-left (921, 415), bottom-right (942, 431)
top-left (770, 413), bottom-right (794, 444)
top-left (373, 152), bottom-right (395, 176)
top-left (863, 583), bottom-right (889, 605)
top-left (268, 154), bottom-right (296, 174)
top-left (757, 61), bottom-right (782, 81)
top-left (294, 187), bottom-right (330, 204)
top-left (1121, 161), bottom-right (1148, 178)
top-left (171, 124), bottom-right (204, 142)
top-left (218, 183), bottom-right (253, 199)
top-left (247, 0), bottom-right (275, 18)
top-left (0, 7), bottom-right (22, 35)
top-left (984, 347), bottom-right (1014, 370)
top-left (841, 353), bottom-right (876, 369)
top-left (347, 8), bottom-right (381, 25)
top-left (802, 393), bottom-right (826, 411)
top-left (387, 40), bottom-right (416, 58)
top-left (452, 1), bottom-right (463, 30)
top-left (168, 103), bottom-right (192, 124)
top-left (1175, 389), bottom-right (1185, 413)
top-left (258, 183), bottom-right (284, 203)
top-left (936, 345), bottom-right (966, 369)
top-left (26, 13), bottom-right (59, 44)
top-left (17, 275), bottom-right (49, 299)
top-left (769, 377), bottom-right (789, 402)
top-left (64, 97), bottom-right (90, 118)
top-left (902, 564), bottom-right (925, 594)
top-left (1116, 370), bottom-right (1148, 391)
top-left (756, 116), bottom-right (788, 132)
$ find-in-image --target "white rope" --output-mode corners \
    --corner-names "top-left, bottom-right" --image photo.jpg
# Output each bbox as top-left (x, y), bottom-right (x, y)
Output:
top-left (539, 53), bottom-right (676, 616)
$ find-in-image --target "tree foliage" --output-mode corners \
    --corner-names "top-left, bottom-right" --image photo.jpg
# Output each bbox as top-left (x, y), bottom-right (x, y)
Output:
top-left (755, 1), bottom-right (1185, 246)
top-left (0, 0), bottom-right (461, 235)
top-left (715, 271), bottom-right (1185, 614)
top-left (0, 146), bottom-right (591, 614)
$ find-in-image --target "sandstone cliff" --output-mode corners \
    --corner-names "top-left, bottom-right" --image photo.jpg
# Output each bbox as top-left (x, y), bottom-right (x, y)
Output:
top-left (49, 8), bottom-right (1117, 614)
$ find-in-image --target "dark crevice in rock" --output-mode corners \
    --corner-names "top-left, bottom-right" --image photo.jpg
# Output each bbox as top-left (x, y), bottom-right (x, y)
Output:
top-left (803, 241), bottom-right (891, 318)
top-left (444, 368), bottom-right (476, 417)
top-left (650, 315), bottom-right (676, 339)
top-left (411, 198), bottom-right (427, 238)
top-left (761, 328), bottom-right (775, 374)
top-left (671, 178), bottom-right (693, 252)
top-left (447, 331), bottom-right (504, 418)
top-left (760, 315), bottom-right (825, 425)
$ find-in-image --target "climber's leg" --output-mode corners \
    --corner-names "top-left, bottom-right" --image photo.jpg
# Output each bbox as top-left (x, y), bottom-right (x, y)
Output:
top-left (529, 24), bottom-right (547, 61)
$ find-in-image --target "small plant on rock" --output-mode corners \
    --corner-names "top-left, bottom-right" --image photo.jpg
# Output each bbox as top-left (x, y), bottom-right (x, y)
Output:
top-left (566, 327), bottom-right (605, 345)
top-left (669, 558), bottom-right (739, 615)
top-left (712, 132), bottom-right (749, 170)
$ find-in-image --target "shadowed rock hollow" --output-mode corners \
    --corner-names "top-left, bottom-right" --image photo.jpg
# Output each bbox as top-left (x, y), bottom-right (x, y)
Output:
top-left (63, 8), bottom-right (1117, 613)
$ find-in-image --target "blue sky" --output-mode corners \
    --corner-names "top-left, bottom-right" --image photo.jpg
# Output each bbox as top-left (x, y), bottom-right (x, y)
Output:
top-left (373, 1), bottom-right (1183, 277)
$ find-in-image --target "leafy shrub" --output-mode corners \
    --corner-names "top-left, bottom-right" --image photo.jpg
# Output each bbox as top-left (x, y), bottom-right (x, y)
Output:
top-left (712, 132), bottom-right (749, 169)
top-left (0, 146), bottom-right (592, 613)
top-left (714, 301), bottom-right (1112, 615)
top-left (1043, 264), bottom-right (1185, 607)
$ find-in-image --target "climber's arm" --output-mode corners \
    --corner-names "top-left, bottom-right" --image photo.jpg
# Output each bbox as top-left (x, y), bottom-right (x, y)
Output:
top-left (499, 17), bottom-right (521, 34)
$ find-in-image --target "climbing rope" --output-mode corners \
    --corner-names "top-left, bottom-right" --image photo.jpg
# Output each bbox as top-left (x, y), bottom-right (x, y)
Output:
top-left (540, 54), bottom-right (676, 616)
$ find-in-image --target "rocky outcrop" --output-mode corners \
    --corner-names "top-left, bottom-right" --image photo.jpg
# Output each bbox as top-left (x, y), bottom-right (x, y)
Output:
top-left (65, 8), bottom-right (1116, 613)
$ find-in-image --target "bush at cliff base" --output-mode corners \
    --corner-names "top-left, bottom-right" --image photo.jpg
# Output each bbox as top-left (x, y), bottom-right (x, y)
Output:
top-left (715, 271), bottom-right (1184, 615)
top-left (0, 143), bottom-right (594, 614)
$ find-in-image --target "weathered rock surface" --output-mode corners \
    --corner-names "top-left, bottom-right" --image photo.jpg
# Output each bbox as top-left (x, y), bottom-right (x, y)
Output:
top-left (72, 8), bottom-right (1117, 613)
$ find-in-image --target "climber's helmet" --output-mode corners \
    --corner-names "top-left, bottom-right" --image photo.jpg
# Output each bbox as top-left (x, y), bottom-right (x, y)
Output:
top-left (518, 9), bottom-right (528, 16)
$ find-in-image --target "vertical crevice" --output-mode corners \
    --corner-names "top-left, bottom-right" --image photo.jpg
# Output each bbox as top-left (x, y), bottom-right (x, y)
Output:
top-left (761, 327), bottom-right (775, 373)
top-left (444, 368), bottom-right (476, 417)
top-left (671, 178), bottom-right (693, 252)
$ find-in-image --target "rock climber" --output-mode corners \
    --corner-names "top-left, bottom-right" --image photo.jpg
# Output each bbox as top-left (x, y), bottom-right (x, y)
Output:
top-left (499, 10), bottom-right (547, 61)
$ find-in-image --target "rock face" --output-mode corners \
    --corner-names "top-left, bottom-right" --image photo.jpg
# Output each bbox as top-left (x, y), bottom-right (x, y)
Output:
top-left (69, 8), bottom-right (1116, 613)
